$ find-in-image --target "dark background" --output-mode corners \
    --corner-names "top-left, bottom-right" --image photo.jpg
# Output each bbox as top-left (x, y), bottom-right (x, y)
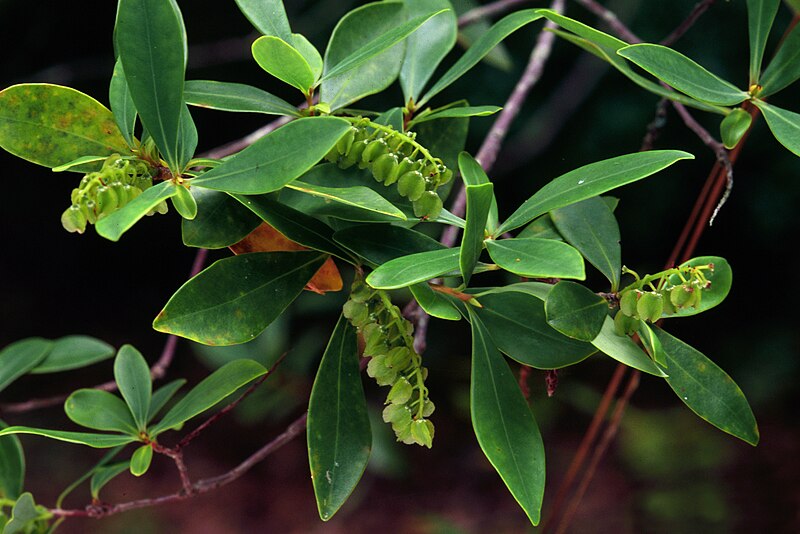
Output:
top-left (1, 0), bottom-right (798, 532)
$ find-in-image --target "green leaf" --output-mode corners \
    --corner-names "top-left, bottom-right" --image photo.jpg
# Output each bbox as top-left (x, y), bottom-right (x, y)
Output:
top-left (486, 238), bottom-right (585, 279)
top-left (0, 421), bottom-right (24, 500)
top-left (95, 180), bottom-right (179, 242)
top-left (665, 256), bottom-right (732, 318)
top-left (753, 100), bottom-right (800, 156)
top-left (544, 281), bottom-right (607, 341)
top-left (468, 309), bottom-right (545, 525)
top-left (90, 462), bottom-right (130, 500)
top-left (147, 379), bottom-right (187, 423)
top-left (153, 252), bottom-right (327, 345)
top-left (0, 427), bottom-right (135, 448)
top-left (366, 248), bottom-right (460, 289)
top-left (0, 338), bottom-right (53, 394)
top-left (617, 44), bottom-right (748, 105)
top-left (3, 493), bottom-right (44, 534)
top-left (252, 36), bottom-right (316, 94)
top-left (654, 327), bottom-right (759, 445)
top-left (720, 108), bottom-right (754, 149)
top-left (116, 0), bottom-right (187, 171)
top-left (333, 224), bottom-right (444, 266)
top-left (474, 291), bottom-right (595, 369)
top-left (747, 0), bottom-right (781, 84)
top-left (409, 105), bottom-right (502, 127)
top-left (51, 155), bottom-right (108, 173)
top-left (129, 445), bottom-right (153, 476)
top-left (109, 59), bottom-right (137, 148)
top-left (184, 80), bottom-right (300, 117)
top-left (150, 360), bottom-right (267, 435)
top-left (454, 0), bottom-right (515, 71)
top-left (550, 197), bottom-right (621, 290)
top-left (308, 316), bottom-right (371, 520)
top-left (177, 105), bottom-right (197, 170)
top-left (413, 101), bottom-right (470, 176)
top-left (517, 214), bottom-right (564, 241)
top-left (638, 320), bottom-right (666, 367)
top-left (234, 0), bottom-right (292, 41)
top-left (181, 188), bottom-right (261, 249)
top-left (292, 34), bottom-right (324, 81)
top-left (461, 183), bottom-right (494, 285)
top-left (172, 185), bottom-right (198, 220)
top-left (320, 2), bottom-right (407, 110)
top-left (418, 9), bottom-right (544, 107)
top-left (399, 0), bottom-right (458, 103)
top-left (409, 283), bottom-right (461, 321)
top-left (0, 84), bottom-right (131, 169)
top-left (759, 22), bottom-right (800, 96)
top-left (498, 151), bottom-right (694, 234)
top-left (192, 117), bottom-right (351, 194)
top-left (114, 345), bottom-right (152, 431)
top-left (64, 390), bottom-right (138, 435)
top-left (286, 181), bottom-right (406, 220)
top-left (591, 317), bottom-right (667, 377)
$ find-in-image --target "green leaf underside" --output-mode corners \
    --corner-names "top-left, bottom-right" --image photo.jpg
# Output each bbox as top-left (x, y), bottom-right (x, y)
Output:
top-left (234, 0), bottom-right (292, 41)
top-left (0, 338), bottom-right (53, 394)
top-left (617, 44), bottom-right (748, 106)
top-left (109, 60), bottom-right (137, 148)
top-left (116, 0), bottom-right (186, 171)
top-left (292, 34), bottom-right (324, 80)
top-left (498, 150), bottom-right (693, 234)
top-left (150, 359), bottom-right (267, 435)
top-left (720, 109), bottom-right (753, 150)
top-left (654, 327), bottom-right (759, 445)
top-left (5, 493), bottom-right (42, 534)
top-left (192, 117), bottom-right (351, 194)
top-left (666, 256), bottom-right (732, 318)
top-left (0, 421), bottom-right (24, 500)
top-left (308, 316), bottom-right (371, 521)
top-left (0, 84), bottom-right (131, 169)
top-left (130, 445), bottom-right (153, 476)
top-left (181, 188), bottom-right (261, 249)
top-left (409, 282), bottom-right (461, 320)
top-left (184, 80), bottom-right (299, 117)
top-left (461, 183), bottom-right (495, 285)
top-left (91, 462), bottom-right (130, 500)
top-left (747, 0), bottom-right (781, 84)
top-left (153, 251), bottom-right (327, 346)
top-left (753, 101), bottom-right (800, 157)
top-left (95, 180), bottom-right (178, 242)
top-left (550, 197), bottom-right (621, 290)
top-left (0, 427), bottom-right (135, 448)
top-left (545, 281), bottom-right (607, 341)
top-left (64, 389), bottom-right (138, 435)
top-left (469, 309), bottom-right (545, 525)
top-left (486, 238), bottom-right (585, 279)
top-left (114, 345), bottom-right (152, 431)
top-left (286, 181), bottom-right (406, 220)
top-left (410, 106), bottom-right (502, 126)
top-left (366, 248), bottom-right (460, 289)
top-left (333, 224), bottom-right (444, 267)
top-left (759, 21), bottom-right (800, 96)
top-left (252, 36), bottom-right (316, 93)
top-left (474, 291), bottom-right (595, 369)
top-left (591, 317), bottom-right (667, 376)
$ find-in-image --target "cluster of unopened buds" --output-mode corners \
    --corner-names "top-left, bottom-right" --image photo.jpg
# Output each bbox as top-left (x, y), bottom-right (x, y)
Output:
top-left (342, 279), bottom-right (435, 447)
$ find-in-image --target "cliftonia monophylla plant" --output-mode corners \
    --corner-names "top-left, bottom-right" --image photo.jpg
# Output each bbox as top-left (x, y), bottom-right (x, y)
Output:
top-left (2, 0), bottom-right (799, 529)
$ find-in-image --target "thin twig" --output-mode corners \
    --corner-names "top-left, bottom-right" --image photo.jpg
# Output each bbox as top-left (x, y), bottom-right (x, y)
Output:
top-left (458, 0), bottom-right (534, 28)
top-left (660, 0), bottom-right (716, 46)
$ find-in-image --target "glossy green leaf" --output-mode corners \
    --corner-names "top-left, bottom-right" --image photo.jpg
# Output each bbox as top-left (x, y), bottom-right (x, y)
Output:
top-left (760, 22), bottom-right (800, 96)
top-left (550, 197), bottom-right (621, 290)
top-left (591, 317), bottom-right (667, 377)
top-left (172, 185), bottom-right (198, 220)
top-left (486, 238), bottom-right (585, 279)
top-left (153, 251), bottom-right (327, 345)
top-left (234, 0), bottom-right (292, 41)
top-left (3, 493), bottom-right (42, 534)
top-left (409, 283), bottom-right (461, 321)
top-left (308, 316), bottom-right (371, 520)
top-left (109, 59), bottom-right (137, 148)
top-left (498, 151), bottom-right (694, 234)
top-left (468, 309), bottom-right (545, 525)
top-left (409, 105), bottom-right (502, 126)
top-left (114, 345), bottom-right (152, 431)
top-left (747, 0), bottom-right (781, 83)
top-left (294, 33), bottom-right (323, 77)
top-left (474, 291), bottom-right (595, 369)
top-left (286, 181), bottom-right (406, 220)
top-left (459, 151), bottom-right (489, 186)
top-left (473, 281), bottom-right (555, 301)
top-left (399, 0), bottom-right (458, 103)
top-left (655, 327), bottom-right (759, 445)
top-left (90, 462), bottom-right (130, 500)
top-left (666, 256), bottom-right (732, 318)
top-left (252, 36), bottom-right (316, 94)
top-left (181, 188), bottom-right (261, 249)
top-left (333, 224), bottom-right (444, 266)
top-left (0, 427), bottom-right (135, 448)
top-left (0, 421), bottom-right (24, 500)
top-left (320, 2), bottom-right (407, 110)
top-left (753, 100), bottom-right (800, 157)
top-left (0, 84), bottom-right (131, 169)
top-left (96, 180), bottom-right (178, 242)
top-left (638, 321), bottom-right (666, 367)
top-left (617, 44), bottom-right (748, 105)
top-left (150, 360), bottom-right (267, 435)
top-left (454, 0), bottom-right (514, 70)
top-left (147, 379), bottom-right (187, 423)
top-left (184, 80), bottom-right (300, 117)
top-left (192, 117), bottom-right (351, 194)
top-left (0, 338), bottom-right (53, 394)
top-left (51, 155), bottom-right (107, 173)
top-left (116, 0), bottom-right (187, 171)
top-left (177, 105), bottom-right (197, 170)
top-left (461, 183), bottom-right (494, 285)
top-left (418, 9), bottom-right (544, 107)
top-left (544, 281), bottom-right (607, 341)
top-left (366, 248), bottom-right (460, 289)
top-left (129, 445), bottom-right (153, 477)
top-left (517, 214), bottom-right (563, 241)
top-left (720, 108), bottom-right (754, 149)
top-left (64, 390), bottom-right (138, 435)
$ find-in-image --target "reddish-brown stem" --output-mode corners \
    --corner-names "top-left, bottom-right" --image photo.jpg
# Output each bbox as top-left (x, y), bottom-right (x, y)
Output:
top-left (428, 283), bottom-right (477, 302)
top-left (150, 443), bottom-right (193, 495)
top-left (518, 365), bottom-right (532, 400)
